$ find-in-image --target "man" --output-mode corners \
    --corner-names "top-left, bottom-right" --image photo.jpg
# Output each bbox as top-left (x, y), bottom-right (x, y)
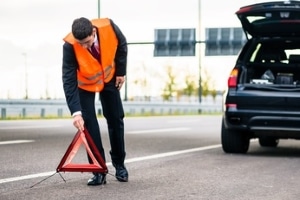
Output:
top-left (62, 17), bottom-right (128, 186)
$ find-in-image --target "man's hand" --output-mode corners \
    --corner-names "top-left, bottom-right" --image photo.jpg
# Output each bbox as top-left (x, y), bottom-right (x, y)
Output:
top-left (115, 76), bottom-right (125, 90)
top-left (73, 114), bottom-right (84, 132)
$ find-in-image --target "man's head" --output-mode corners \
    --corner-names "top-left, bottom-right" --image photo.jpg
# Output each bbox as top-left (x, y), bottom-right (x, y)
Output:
top-left (72, 17), bottom-right (96, 48)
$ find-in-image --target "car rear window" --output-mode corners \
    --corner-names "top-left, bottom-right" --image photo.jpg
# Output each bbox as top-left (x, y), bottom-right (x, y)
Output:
top-left (249, 40), bottom-right (300, 64)
top-left (241, 38), bottom-right (300, 86)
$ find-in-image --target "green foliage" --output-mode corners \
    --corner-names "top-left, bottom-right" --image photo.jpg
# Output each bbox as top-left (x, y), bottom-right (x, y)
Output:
top-left (162, 66), bottom-right (177, 101)
top-left (201, 69), bottom-right (211, 98)
top-left (183, 75), bottom-right (197, 96)
top-left (160, 65), bottom-right (219, 101)
top-left (210, 89), bottom-right (218, 100)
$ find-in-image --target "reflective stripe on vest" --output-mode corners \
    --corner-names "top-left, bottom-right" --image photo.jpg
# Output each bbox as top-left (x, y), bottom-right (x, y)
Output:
top-left (104, 65), bottom-right (113, 78)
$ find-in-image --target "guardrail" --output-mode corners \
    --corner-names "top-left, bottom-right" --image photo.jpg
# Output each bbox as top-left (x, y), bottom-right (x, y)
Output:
top-left (0, 99), bottom-right (222, 119)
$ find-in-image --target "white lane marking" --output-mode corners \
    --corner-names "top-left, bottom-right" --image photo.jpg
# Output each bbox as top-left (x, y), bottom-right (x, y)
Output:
top-left (124, 144), bottom-right (221, 163)
top-left (127, 127), bottom-right (190, 134)
top-left (168, 119), bottom-right (200, 123)
top-left (0, 172), bottom-right (57, 184)
top-left (0, 125), bottom-right (62, 130)
top-left (0, 144), bottom-right (221, 184)
top-left (0, 140), bottom-right (34, 145)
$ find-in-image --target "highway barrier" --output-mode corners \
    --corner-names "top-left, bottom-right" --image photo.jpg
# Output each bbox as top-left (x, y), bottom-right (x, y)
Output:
top-left (0, 99), bottom-right (222, 119)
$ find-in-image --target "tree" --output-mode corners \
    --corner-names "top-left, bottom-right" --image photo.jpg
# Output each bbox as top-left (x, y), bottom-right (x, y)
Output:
top-left (201, 69), bottom-right (211, 98)
top-left (162, 66), bottom-right (177, 101)
top-left (201, 68), bottom-right (218, 101)
top-left (132, 63), bottom-right (151, 101)
top-left (210, 88), bottom-right (218, 102)
top-left (180, 74), bottom-right (197, 101)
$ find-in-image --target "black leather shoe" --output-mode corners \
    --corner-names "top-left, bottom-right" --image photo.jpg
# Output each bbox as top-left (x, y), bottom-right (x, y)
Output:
top-left (87, 173), bottom-right (106, 186)
top-left (115, 164), bottom-right (128, 182)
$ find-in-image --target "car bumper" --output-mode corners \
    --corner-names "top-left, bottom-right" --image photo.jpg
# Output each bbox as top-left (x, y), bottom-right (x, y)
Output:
top-left (223, 109), bottom-right (300, 138)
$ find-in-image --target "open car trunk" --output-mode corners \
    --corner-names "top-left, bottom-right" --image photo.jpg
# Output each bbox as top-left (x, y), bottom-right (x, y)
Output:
top-left (236, 48), bottom-right (300, 111)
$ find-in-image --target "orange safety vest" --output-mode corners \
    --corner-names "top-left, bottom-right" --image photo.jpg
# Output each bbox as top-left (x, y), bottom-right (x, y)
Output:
top-left (63, 18), bottom-right (118, 92)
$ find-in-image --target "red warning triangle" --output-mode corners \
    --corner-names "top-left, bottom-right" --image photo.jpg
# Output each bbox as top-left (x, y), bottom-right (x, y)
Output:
top-left (56, 128), bottom-right (108, 173)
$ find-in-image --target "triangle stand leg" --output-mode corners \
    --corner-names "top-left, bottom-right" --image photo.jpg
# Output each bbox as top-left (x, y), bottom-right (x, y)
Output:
top-left (106, 172), bottom-right (128, 182)
top-left (29, 171), bottom-right (66, 188)
top-left (58, 172), bottom-right (67, 183)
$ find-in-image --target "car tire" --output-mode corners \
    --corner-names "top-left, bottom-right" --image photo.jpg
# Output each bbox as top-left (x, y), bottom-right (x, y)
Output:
top-left (221, 120), bottom-right (250, 154)
top-left (258, 136), bottom-right (279, 147)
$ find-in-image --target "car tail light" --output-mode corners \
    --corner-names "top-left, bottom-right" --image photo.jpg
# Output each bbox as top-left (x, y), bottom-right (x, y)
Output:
top-left (226, 104), bottom-right (237, 109)
top-left (225, 103), bottom-right (238, 112)
top-left (228, 69), bottom-right (238, 88)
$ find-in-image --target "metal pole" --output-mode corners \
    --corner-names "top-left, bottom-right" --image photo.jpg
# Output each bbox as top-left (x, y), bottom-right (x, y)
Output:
top-left (198, 0), bottom-right (202, 103)
top-left (98, 0), bottom-right (100, 18)
top-left (22, 52), bottom-right (28, 99)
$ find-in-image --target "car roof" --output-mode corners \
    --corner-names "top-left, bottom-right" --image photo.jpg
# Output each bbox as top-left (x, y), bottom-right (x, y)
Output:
top-left (236, 1), bottom-right (300, 38)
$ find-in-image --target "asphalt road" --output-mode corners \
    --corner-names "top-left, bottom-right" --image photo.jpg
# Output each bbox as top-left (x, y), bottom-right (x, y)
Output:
top-left (1, 115), bottom-right (300, 200)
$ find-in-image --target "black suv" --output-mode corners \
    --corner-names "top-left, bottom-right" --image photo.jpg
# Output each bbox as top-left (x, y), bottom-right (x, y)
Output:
top-left (221, 1), bottom-right (300, 153)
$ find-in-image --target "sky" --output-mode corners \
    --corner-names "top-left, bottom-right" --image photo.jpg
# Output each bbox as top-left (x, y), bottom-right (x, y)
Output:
top-left (0, 0), bottom-right (284, 99)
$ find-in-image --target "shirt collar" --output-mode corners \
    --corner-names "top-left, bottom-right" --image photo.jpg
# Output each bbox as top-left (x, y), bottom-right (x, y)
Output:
top-left (93, 33), bottom-right (98, 47)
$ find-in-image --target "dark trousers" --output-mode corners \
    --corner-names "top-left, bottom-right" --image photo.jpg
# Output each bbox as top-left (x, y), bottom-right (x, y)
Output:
top-left (78, 80), bottom-right (126, 168)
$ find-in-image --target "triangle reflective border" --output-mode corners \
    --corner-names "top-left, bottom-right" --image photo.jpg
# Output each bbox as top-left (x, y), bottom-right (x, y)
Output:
top-left (56, 129), bottom-right (108, 173)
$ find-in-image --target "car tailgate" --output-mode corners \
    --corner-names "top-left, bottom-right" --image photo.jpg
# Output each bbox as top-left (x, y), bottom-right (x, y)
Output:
top-left (235, 88), bottom-right (300, 111)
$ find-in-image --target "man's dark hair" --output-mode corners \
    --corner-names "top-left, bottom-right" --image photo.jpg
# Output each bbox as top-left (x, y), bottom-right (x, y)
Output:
top-left (72, 17), bottom-right (93, 40)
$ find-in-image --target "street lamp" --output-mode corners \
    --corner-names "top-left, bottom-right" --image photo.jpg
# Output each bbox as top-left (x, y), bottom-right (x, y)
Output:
top-left (22, 52), bottom-right (28, 99)
top-left (97, 0), bottom-right (101, 18)
top-left (198, 0), bottom-right (202, 103)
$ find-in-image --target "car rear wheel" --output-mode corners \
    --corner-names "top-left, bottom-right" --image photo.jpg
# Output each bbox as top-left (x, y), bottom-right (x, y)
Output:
top-left (221, 120), bottom-right (250, 154)
top-left (258, 136), bottom-right (279, 147)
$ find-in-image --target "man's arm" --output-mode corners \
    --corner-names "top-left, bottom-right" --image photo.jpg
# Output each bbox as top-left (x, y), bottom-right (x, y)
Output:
top-left (110, 19), bottom-right (128, 76)
top-left (62, 42), bottom-right (82, 115)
